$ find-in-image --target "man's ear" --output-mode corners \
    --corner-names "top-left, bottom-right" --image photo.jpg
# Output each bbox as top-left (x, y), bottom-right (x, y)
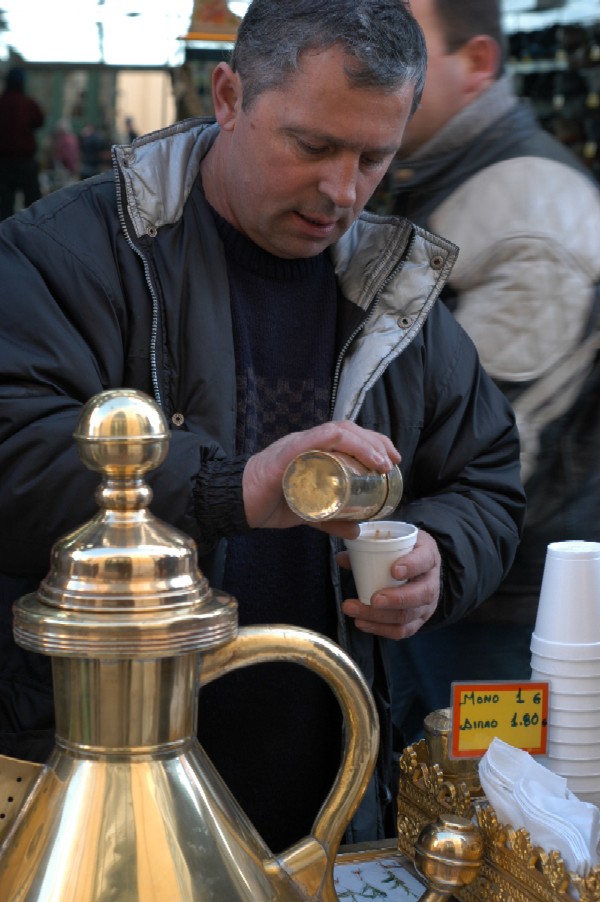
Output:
top-left (211, 62), bottom-right (243, 131)
top-left (462, 35), bottom-right (501, 98)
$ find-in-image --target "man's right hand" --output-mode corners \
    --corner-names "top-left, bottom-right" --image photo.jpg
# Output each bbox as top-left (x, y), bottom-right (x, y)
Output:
top-left (242, 420), bottom-right (401, 536)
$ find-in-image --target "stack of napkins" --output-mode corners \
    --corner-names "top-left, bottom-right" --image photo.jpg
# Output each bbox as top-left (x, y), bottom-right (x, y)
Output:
top-left (479, 738), bottom-right (600, 876)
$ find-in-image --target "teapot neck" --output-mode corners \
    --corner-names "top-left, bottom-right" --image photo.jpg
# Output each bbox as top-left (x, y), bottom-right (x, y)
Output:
top-left (52, 654), bottom-right (198, 752)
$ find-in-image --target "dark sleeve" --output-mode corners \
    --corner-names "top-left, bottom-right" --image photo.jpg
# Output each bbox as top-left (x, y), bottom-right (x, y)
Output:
top-left (0, 198), bottom-right (247, 580)
top-left (399, 304), bottom-right (526, 624)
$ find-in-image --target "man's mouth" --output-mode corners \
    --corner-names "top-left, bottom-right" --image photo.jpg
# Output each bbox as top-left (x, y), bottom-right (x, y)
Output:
top-left (300, 213), bottom-right (335, 226)
top-left (295, 212), bottom-right (339, 233)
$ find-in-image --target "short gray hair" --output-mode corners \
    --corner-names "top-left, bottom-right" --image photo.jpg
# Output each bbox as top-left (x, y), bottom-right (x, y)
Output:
top-left (231, 0), bottom-right (427, 113)
top-left (434, 0), bottom-right (506, 74)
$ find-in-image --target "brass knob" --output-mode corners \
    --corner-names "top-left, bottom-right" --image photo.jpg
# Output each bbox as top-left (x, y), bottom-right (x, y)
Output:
top-left (74, 387), bottom-right (169, 476)
top-left (13, 389), bottom-right (238, 657)
top-left (414, 814), bottom-right (484, 901)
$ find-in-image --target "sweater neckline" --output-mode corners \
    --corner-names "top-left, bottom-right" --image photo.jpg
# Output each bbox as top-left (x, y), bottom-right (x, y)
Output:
top-left (208, 201), bottom-right (328, 281)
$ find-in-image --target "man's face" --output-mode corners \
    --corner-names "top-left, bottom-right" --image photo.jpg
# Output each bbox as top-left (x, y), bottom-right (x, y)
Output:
top-left (211, 45), bottom-right (414, 258)
top-left (400, 0), bottom-right (470, 156)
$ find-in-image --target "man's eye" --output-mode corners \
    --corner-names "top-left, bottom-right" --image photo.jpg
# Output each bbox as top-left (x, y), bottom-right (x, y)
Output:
top-left (297, 139), bottom-right (327, 155)
top-left (361, 156), bottom-right (386, 171)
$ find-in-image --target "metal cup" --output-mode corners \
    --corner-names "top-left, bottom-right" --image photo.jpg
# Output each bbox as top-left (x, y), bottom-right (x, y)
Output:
top-left (424, 708), bottom-right (482, 794)
top-left (282, 450), bottom-right (403, 521)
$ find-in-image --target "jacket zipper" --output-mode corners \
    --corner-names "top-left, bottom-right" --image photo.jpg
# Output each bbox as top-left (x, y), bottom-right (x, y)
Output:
top-left (112, 152), bottom-right (163, 411)
top-left (329, 229), bottom-right (416, 646)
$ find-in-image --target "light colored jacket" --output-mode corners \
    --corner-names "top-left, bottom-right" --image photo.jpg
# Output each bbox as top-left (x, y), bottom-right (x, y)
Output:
top-left (388, 76), bottom-right (600, 623)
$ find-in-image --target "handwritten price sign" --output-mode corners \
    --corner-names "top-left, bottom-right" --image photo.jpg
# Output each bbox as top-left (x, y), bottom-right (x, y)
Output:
top-left (450, 681), bottom-right (549, 758)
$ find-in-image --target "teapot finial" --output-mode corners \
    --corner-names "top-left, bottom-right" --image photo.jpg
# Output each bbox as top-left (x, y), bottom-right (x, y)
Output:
top-left (13, 388), bottom-right (238, 658)
top-left (74, 387), bottom-right (170, 478)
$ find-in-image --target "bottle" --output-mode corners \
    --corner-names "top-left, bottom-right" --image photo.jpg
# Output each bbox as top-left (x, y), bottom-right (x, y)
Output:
top-left (282, 450), bottom-right (403, 521)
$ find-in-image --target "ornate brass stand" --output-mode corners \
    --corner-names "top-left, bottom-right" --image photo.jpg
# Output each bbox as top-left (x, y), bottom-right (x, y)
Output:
top-left (396, 739), bottom-right (600, 902)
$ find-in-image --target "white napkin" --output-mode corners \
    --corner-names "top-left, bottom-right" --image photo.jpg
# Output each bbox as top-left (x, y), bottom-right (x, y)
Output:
top-left (479, 738), bottom-right (600, 876)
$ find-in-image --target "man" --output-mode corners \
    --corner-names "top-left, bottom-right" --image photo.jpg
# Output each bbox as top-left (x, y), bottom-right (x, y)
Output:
top-left (124, 115), bottom-right (138, 142)
top-left (382, 0), bottom-right (600, 743)
top-left (0, 67), bottom-right (45, 219)
top-left (0, 0), bottom-right (524, 850)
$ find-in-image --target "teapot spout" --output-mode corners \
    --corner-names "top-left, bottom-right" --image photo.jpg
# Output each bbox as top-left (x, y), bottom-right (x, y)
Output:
top-left (0, 754), bottom-right (44, 847)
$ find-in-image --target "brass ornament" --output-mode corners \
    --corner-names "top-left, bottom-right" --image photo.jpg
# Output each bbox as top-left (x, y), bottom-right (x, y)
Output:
top-left (397, 737), bottom-right (600, 902)
top-left (0, 389), bottom-right (380, 901)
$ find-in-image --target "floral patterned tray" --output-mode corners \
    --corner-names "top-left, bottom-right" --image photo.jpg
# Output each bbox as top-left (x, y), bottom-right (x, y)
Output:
top-left (334, 845), bottom-right (426, 900)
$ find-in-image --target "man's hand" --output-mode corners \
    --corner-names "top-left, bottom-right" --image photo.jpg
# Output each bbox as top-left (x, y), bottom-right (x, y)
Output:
top-left (242, 420), bottom-right (400, 537)
top-left (338, 529), bottom-right (441, 640)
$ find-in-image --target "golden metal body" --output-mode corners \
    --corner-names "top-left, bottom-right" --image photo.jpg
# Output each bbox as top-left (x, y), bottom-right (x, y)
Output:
top-left (0, 389), bottom-right (379, 901)
top-left (397, 735), bottom-right (600, 901)
top-left (423, 709), bottom-right (482, 797)
top-left (414, 814), bottom-right (484, 901)
top-left (283, 451), bottom-right (403, 522)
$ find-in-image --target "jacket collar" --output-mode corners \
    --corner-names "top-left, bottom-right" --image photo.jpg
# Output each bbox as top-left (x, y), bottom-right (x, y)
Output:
top-left (113, 115), bottom-right (456, 295)
top-left (387, 77), bottom-right (537, 211)
top-left (113, 117), bottom-right (219, 238)
top-left (112, 116), bottom-right (457, 375)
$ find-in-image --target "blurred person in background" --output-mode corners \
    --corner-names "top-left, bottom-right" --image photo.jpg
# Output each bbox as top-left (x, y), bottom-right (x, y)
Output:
top-left (0, 66), bottom-right (45, 220)
top-left (40, 119), bottom-right (80, 194)
top-left (78, 122), bottom-right (112, 180)
top-left (124, 115), bottom-right (138, 142)
top-left (51, 119), bottom-right (80, 178)
top-left (381, 0), bottom-right (600, 744)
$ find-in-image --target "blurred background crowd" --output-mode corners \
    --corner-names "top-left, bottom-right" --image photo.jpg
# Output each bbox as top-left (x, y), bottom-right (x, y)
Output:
top-left (0, 0), bottom-right (599, 220)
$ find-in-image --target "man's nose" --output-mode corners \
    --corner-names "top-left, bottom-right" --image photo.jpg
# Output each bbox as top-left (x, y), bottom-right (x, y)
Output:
top-left (318, 156), bottom-right (358, 209)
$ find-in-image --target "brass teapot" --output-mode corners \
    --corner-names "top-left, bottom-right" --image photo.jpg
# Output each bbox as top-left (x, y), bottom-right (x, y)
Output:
top-left (0, 389), bottom-right (379, 901)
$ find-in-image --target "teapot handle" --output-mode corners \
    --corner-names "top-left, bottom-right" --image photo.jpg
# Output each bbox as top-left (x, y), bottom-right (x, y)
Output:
top-left (200, 624), bottom-right (379, 900)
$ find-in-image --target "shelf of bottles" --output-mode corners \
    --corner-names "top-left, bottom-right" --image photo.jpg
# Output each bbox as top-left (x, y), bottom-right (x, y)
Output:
top-left (508, 22), bottom-right (600, 180)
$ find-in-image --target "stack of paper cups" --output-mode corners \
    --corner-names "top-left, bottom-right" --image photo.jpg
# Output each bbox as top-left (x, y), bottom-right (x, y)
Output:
top-left (530, 540), bottom-right (600, 807)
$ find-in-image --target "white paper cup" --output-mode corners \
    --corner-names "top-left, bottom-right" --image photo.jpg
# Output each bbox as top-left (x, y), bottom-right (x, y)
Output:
top-left (546, 738), bottom-right (600, 758)
top-left (556, 774), bottom-right (600, 796)
top-left (548, 711), bottom-right (600, 744)
top-left (533, 541), bottom-right (600, 645)
top-left (344, 520), bottom-right (418, 605)
top-left (531, 684), bottom-right (600, 713)
top-left (546, 704), bottom-right (600, 745)
top-left (530, 652), bottom-right (600, 677)
top-left (531, 633), bottom-right (600, 661)
top-left (530, 668), bottom-right (600, 701)
top-left (548, 703), bottom-right (600, 725)
top-left (561, 773), bottom-right (600, 789)
top-left (543, 755), bottom-right (600, 776)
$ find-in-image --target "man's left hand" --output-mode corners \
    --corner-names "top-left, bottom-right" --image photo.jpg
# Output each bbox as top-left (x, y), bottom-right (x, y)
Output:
top-left (338, 528), bottom-right (441, 640)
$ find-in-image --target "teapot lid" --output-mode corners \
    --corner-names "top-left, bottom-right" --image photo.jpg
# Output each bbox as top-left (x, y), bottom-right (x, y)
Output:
top-left (13, 390), bottom-right (237, 658)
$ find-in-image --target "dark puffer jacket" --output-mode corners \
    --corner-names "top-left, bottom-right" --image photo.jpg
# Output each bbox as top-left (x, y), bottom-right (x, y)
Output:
top-left (0, 118), bottom-right (525, 841)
